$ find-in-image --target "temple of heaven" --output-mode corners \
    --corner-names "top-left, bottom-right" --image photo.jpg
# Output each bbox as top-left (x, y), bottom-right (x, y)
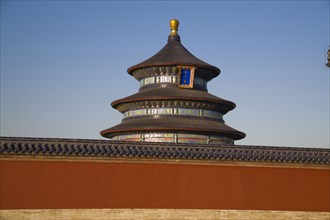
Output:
top-left (101, 19), bottom-right (245, 144)
top-left (1, 19), bottom-right (329, 220)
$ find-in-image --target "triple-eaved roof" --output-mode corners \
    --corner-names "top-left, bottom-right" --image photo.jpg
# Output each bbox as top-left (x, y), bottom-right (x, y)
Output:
top-left (101, 19), bottom-right (245, 143)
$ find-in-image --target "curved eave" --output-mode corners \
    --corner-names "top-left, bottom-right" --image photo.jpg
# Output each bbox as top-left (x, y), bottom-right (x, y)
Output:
top-left (127, 40), bottom-right (220, 78)
top-left (112, 96), bottom-right (235, 114)
top-left (101, 117), bottom-right (246, 140)
top-left (111, 87), bottom-right (236, 114)
top-left (128, 62), bottom-right (220, 77)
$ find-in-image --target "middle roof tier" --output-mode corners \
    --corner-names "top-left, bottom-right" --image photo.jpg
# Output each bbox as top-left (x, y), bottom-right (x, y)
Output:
top-left (112, 85), bottom-right (236, 114)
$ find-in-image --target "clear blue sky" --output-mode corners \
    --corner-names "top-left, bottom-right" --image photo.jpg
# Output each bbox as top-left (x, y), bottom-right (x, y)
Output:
top-left (1, 1), bottom-right (329, 148)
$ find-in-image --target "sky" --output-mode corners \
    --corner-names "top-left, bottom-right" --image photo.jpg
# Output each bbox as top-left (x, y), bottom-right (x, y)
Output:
top-left (1, 0), bottom-right (329, 148)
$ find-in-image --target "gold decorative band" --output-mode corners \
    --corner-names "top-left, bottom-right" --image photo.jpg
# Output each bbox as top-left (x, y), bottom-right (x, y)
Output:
top-left (112, 133), bottom-right (233, 144)
top-left (123, 107), bottom-right (222, 119)
top-left (140, 76), bottom-right (207, 88)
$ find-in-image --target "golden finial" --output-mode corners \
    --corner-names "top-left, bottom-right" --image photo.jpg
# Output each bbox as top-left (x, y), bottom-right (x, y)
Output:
top-left (170, 19), bottom-right (179, 35)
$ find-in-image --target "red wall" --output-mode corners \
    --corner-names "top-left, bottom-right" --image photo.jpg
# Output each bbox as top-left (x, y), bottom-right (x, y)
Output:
top-left (1, 159), bottom-right (329, 211)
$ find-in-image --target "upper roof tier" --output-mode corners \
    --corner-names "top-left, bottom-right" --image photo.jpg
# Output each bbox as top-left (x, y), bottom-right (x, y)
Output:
top-left (127, 19), bottom-right (220, 79)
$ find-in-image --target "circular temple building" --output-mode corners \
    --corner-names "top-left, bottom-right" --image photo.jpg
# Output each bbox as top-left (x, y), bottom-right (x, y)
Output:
top-left (101, 19), bottom-right (245, 144)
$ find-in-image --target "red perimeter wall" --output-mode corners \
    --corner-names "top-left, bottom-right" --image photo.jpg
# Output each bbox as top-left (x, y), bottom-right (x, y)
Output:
top-left (0, 159), bottom-right (329, 211)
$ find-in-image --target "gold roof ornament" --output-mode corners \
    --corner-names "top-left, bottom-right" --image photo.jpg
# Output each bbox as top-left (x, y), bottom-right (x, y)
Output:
top-left (170, 19), bottom-right (179, 35)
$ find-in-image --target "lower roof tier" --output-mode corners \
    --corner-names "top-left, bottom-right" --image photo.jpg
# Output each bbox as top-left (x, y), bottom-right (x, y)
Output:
top-left (100, 116), bottom-right (246, 140)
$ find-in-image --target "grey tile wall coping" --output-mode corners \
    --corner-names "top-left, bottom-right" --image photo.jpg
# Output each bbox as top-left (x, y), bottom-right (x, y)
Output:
top-left (1, 137), bottom-right (329, 165)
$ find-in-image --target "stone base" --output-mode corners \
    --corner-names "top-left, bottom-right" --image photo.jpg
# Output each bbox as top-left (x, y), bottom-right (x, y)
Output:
top-left (1, 209), bottom-right (329, 220)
